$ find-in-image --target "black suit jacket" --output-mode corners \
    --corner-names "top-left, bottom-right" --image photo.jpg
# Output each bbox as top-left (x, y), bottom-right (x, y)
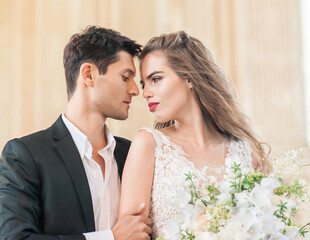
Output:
top-left (0, 116), bottom-right (130, 240)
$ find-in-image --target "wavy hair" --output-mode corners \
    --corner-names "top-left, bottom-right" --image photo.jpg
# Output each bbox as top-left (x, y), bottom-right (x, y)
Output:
top-left (139, 31), bottom-right (270, 169)
top-left (63, 26), bottom-right (141, 100)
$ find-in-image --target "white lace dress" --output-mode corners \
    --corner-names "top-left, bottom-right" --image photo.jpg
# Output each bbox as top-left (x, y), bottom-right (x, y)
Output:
top-left (142, 128), bottom-right (254, 239)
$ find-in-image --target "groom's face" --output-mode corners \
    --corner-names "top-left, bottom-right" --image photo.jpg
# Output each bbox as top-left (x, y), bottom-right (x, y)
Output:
top-left (91, 51), bottom-right (139, 120)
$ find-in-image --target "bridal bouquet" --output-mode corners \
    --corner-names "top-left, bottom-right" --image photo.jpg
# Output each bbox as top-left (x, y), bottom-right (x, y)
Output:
top-left (157, 148), bottom-right (310, 240)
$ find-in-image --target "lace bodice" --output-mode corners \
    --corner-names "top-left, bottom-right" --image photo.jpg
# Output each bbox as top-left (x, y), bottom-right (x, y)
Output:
top-left (142, 128), bottom-right (254, 239)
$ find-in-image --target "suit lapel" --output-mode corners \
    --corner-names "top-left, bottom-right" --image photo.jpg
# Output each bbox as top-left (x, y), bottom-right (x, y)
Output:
top-left (114, 146), bottom-right (124, 180)
top-left (114, 137), bottom-right (131, 181)
top-left (51, 116), bottom-right (95, 232)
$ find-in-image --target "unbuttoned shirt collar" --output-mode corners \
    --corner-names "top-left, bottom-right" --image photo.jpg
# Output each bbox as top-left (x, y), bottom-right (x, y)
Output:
top-left (61, 114), bottom-right (116, 162)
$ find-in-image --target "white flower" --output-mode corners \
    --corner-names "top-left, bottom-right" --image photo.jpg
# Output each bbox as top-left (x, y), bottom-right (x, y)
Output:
top-left (283, 226), bottom-right (299, 239)
top-left (182, 204), bottom-right (195, 224)
top-left (231, 206), bottom-right (261, 231)
top-left (193, 200), bottom-right (205, 219)
top-left (208, 175), bottom-right (217, 184)
top-left (158, 157), bottom-right (309, 240)
top-left (167, 189), bottom-right (191, 208)
top-left (260, 214), bottom-right (283, 236)
top-left (217, 191), bottom-right (231, 204)
top-left (204, 195), bottom-right (211, 202)
top-left (248, 179), bottom-right (278, 208)
top-left (234, 191), bottom-right (250, 208)
top-left (195, 232), bottom-right (216, 240)
top-left (249, 188), bottom-right (271, 208)
top-left (260, 177), bottom-right (281, 190)
top-left (218, 178), bottom-right (234, 195)
top-left (177, 190), bottom-right (192, 208)
top-left (218, 221), bottom-right (250, 240)
top-left (247, 223), bottom-right (265, 240)
top-left (162, 219), bottom-right (180, 240)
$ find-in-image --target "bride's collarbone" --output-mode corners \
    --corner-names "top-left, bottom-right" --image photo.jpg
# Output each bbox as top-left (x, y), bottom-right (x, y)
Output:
top-left (158, 127), bottom-right (229, 168)
top-left (185, 150), bottom-right (226, 168)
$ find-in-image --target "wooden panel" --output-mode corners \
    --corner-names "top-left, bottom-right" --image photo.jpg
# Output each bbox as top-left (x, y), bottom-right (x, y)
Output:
top-left (0, 0), bottom-right (307, 155)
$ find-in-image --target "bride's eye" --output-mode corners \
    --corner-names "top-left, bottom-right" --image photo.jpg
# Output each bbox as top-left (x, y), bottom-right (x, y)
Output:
top-left (152, 76), bottom-right (162, 83)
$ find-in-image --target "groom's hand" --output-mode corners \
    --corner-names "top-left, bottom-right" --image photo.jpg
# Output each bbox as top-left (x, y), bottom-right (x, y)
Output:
top-left (113, 203), bottom-right (152, 240)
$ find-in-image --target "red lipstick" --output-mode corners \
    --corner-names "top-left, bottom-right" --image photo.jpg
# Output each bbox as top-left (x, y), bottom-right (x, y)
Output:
top-left (148, 102), bottom-right (159, 112)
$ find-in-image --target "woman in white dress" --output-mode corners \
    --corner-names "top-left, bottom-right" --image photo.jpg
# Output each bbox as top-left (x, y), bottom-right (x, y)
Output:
top-left (118, 31), bottom-right (268, 239)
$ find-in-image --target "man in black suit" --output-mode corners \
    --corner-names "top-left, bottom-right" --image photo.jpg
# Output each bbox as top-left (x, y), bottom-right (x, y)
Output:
top-left (0, 26), bottom-right (152, 240)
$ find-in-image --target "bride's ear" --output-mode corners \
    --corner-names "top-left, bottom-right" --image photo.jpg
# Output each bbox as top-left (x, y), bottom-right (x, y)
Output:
top-left (187, 79), bottom-right (193, 89)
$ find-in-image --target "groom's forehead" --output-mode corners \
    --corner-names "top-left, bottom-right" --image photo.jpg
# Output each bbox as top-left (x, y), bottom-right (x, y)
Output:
top-left (105, 51), bottom-right (136, 74)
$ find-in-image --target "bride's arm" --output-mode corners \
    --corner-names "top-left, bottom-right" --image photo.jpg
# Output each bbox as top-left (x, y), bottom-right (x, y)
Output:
top-left (118, 130), bottom-right (156, 218)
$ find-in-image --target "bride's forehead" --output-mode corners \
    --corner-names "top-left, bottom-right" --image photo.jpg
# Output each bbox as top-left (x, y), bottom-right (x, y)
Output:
top-left (140, 57), bottom-right (171, 77)
top-left (141, 52), bottom-right (168, 67)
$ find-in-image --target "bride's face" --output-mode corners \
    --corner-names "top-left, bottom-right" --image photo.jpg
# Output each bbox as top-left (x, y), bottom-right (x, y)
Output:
top-left (140, 52), bottom-right (193, 123)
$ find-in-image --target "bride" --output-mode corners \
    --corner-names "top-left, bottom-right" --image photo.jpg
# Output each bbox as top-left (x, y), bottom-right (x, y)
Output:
top-left (118, 31), bottom-right (268, 239)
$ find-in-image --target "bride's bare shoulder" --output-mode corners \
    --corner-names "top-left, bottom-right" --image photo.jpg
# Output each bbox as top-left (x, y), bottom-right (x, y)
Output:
top-left (131, 125), bottom-right (175, 151)
top-left (130, 128), bottom-right (157, 150)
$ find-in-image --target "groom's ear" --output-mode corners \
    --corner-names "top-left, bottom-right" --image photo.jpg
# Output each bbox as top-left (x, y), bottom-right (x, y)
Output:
top-left (80, 63), bottom-right (96, 87)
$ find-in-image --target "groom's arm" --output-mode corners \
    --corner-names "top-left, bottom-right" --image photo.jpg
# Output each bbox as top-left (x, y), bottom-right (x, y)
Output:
top-left (0, 139), bottom-right (86, 240)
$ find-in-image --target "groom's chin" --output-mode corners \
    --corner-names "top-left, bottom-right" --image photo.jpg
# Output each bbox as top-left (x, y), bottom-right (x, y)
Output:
top-left (112, 113), bottom-right (129, 121)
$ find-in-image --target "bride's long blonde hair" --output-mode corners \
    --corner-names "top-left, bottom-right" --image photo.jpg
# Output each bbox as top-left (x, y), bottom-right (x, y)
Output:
top-left (139, 31), bottom-right (270, 169)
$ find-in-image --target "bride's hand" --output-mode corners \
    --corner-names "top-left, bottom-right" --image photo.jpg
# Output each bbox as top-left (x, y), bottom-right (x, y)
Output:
top-left (113, 203), bottom-right (152, 240)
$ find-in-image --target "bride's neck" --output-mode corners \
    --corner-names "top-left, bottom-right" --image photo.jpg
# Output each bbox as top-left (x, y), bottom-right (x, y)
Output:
top-left (173, 119), bottom-right (222, 148)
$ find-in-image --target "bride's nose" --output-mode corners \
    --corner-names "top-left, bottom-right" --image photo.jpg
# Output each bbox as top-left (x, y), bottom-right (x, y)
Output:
top-left (143, 84), bottom-right (154, 99)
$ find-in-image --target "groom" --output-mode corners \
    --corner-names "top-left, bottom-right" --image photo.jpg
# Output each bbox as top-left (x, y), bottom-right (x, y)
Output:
top-left (0, 26), bottom-right (152, 239)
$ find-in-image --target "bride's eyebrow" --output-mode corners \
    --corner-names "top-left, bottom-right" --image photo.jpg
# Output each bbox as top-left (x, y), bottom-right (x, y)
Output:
top-left (146, 71), bottom-right (164, 80)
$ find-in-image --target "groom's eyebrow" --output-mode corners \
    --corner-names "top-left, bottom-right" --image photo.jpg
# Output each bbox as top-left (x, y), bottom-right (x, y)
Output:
top-left (122, 68), bottom-right (136, 76)
top-left (146, 71), bottom-right (164, 80)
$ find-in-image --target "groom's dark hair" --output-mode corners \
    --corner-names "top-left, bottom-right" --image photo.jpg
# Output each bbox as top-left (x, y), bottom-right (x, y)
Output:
top-left (63, 25), bottom-right (141, 100)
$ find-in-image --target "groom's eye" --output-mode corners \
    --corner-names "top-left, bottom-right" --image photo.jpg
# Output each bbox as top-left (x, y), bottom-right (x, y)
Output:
top-left (122, 75), bottom-right (129, 81)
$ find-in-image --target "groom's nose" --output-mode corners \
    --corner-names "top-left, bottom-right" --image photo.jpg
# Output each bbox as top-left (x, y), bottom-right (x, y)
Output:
top-left (128, 78), bottom-right (139, 96)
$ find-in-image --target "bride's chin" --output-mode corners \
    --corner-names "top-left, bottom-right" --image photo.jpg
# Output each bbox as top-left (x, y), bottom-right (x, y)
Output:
top-left (153, 112), bottom-right (174, 124)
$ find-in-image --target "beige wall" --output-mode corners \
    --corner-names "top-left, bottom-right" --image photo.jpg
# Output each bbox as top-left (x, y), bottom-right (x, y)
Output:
top-left (0, 0), bottom-right (309, 221)
top-left (1, 0), bottom-right (307, 148)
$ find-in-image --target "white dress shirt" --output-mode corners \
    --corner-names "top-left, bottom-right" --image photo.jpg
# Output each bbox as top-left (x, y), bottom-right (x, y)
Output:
top-left (62, 114), bottom-right (120, 240)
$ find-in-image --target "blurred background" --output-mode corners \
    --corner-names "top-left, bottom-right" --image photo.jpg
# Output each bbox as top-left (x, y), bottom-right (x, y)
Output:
top-left (0, 0), bottom-right (309, 221)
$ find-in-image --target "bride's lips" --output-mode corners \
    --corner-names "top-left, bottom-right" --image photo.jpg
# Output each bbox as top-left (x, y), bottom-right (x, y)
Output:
top-left (148, 102), bottom-right (159, 112)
